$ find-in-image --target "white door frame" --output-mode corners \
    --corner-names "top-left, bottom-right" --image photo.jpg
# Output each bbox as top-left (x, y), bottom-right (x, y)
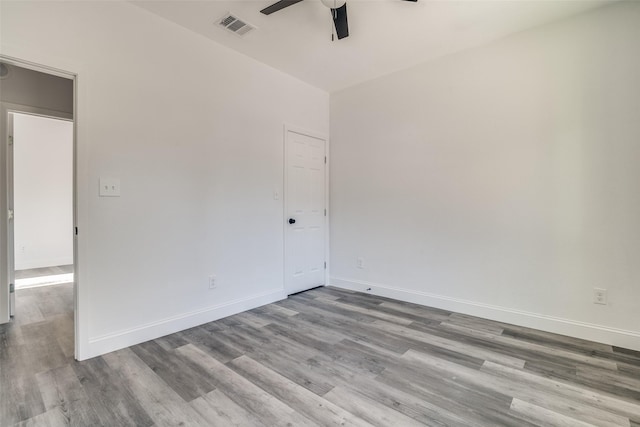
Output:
top-left (283, 124), bottom-right (330, 294)
top-left (0, 55), bottom-right (79, 358)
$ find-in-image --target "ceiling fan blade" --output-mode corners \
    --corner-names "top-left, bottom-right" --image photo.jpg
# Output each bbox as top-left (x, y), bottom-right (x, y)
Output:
top-left (260, 0), bottom-right (305, 15)
top-left (401, 0), bottom-right (418, 2)
top-left (331, 3), bottom-right (349, 40)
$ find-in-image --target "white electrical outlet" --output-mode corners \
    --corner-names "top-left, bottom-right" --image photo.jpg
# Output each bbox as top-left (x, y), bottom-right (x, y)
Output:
top-left (209, 275), bottom-right (217, 289)
top-left (356, 257), bottom-right (365, 269)
top-left (593, 288), bottom-right (607, 305)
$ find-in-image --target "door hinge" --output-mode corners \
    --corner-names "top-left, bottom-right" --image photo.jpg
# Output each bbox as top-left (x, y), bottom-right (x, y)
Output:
top-left (9, 283), bottom-right (15, 293)
top-left (8, 135), bottom-right (14, 146)
top-left (75, 227), bottom-right (78, 236)
top-left (324, 262), bottom-right (327, 269)
top-left (8, 209), bottom-right (14, 220)
top-left (324, 209), bottom-right (327, 216)
top-left (324, 156), bottom-right (327, 164)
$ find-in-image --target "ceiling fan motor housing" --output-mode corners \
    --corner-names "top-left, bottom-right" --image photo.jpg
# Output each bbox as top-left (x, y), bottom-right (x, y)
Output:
top-left (321, 0), bottom-right (347, 9)
top-left (260, 0), bottom-right (415, 40)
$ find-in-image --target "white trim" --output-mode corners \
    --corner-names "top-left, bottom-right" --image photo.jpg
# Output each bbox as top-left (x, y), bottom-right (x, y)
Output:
top-left (4, 103), bottom-right (72, 121)
top-left (283, 123), bottom-right (327, 143)
top-left (14, 256), bottom-right (74, 271)
top-left (330, 277), bottom-right (640, 352)
top-left (324, 131), bottom-right (330, 286)
top-left (15, 273), bottom-right (74, 289)
top-left (1, 105), bottom-right (14, 321)
top-left (283, 124), bottom-right (330, 295)
top-left (0, 55), bottom-right (77, 80)
top-left (83, 289), bottom-right (286, 360)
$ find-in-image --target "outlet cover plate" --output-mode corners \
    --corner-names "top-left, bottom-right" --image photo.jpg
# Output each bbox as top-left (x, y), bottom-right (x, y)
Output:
top-left (593, 288), bottom-right (607, 305)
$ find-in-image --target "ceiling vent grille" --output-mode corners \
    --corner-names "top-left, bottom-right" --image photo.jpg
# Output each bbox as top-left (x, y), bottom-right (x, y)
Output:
top-left (217, 14), bottom-right (256, 37)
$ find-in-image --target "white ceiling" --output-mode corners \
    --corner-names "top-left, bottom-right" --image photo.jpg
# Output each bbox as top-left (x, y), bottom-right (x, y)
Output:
top-left (133, 0), bottom-right (614, 92)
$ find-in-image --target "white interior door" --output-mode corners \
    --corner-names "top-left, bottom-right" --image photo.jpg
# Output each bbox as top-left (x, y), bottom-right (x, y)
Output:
top-left (285, 128), bottom-right (326, 295)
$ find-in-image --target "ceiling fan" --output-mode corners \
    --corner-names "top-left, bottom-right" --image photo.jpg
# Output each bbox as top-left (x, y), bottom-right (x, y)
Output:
top-left (260, 0), bottom-right (418, 41)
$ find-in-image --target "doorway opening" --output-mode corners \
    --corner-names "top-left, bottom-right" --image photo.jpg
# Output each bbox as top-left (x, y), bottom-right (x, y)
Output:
top-left (0, 58), bottom-right (76, 356)
top-left (12, 113), bottom-right (74, 292)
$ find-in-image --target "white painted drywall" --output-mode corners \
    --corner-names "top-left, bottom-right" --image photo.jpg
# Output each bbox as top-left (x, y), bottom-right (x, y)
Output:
top-left (1, 1), bottom-right (329, 359)
top-left (13, 114), bottom-right (73, 270)
top-left (330, 2), bottom-right (640, 350)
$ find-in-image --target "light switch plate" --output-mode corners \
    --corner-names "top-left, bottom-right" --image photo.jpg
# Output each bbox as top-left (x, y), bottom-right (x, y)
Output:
top-left (99, 178), bottom-right (121, 197)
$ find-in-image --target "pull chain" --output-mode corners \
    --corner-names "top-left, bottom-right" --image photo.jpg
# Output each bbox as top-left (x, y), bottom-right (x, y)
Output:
top-left (330, 9), bottom-right (335, 41)
top-left (330, 7), bottom-right (337, 41)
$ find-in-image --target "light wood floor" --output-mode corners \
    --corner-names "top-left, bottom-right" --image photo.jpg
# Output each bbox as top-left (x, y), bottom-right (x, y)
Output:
top-left (1, 284), bottom-right (639, 426)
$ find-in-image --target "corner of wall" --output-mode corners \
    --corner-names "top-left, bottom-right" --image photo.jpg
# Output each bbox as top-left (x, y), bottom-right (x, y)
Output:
top-left (79, 289), bottom-right (287, 360)
top-left (330, 277), bottom-right (640, 352)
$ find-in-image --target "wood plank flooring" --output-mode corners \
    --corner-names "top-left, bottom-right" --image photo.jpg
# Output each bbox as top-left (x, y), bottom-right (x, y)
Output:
top-left (1, 284), bottom-right (639, 426)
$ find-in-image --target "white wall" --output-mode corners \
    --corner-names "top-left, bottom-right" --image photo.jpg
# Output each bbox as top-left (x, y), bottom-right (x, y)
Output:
top-left (330, 2), bottom-right (640, 350)
top-left (0, 1), bottom-right (329, 359)
top-left (14, 114), bottom-right (73, 270)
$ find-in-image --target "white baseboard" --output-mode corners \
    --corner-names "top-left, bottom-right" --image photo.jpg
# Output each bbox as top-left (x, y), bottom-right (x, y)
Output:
top-left (15, 256), bottom-right (74, 271)
top-left (15, 273), bottom-right (74, 289)
top-left (82, 289), bottom-right (287, 360)
top-left (330, 277), bottom-right (640, 352)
